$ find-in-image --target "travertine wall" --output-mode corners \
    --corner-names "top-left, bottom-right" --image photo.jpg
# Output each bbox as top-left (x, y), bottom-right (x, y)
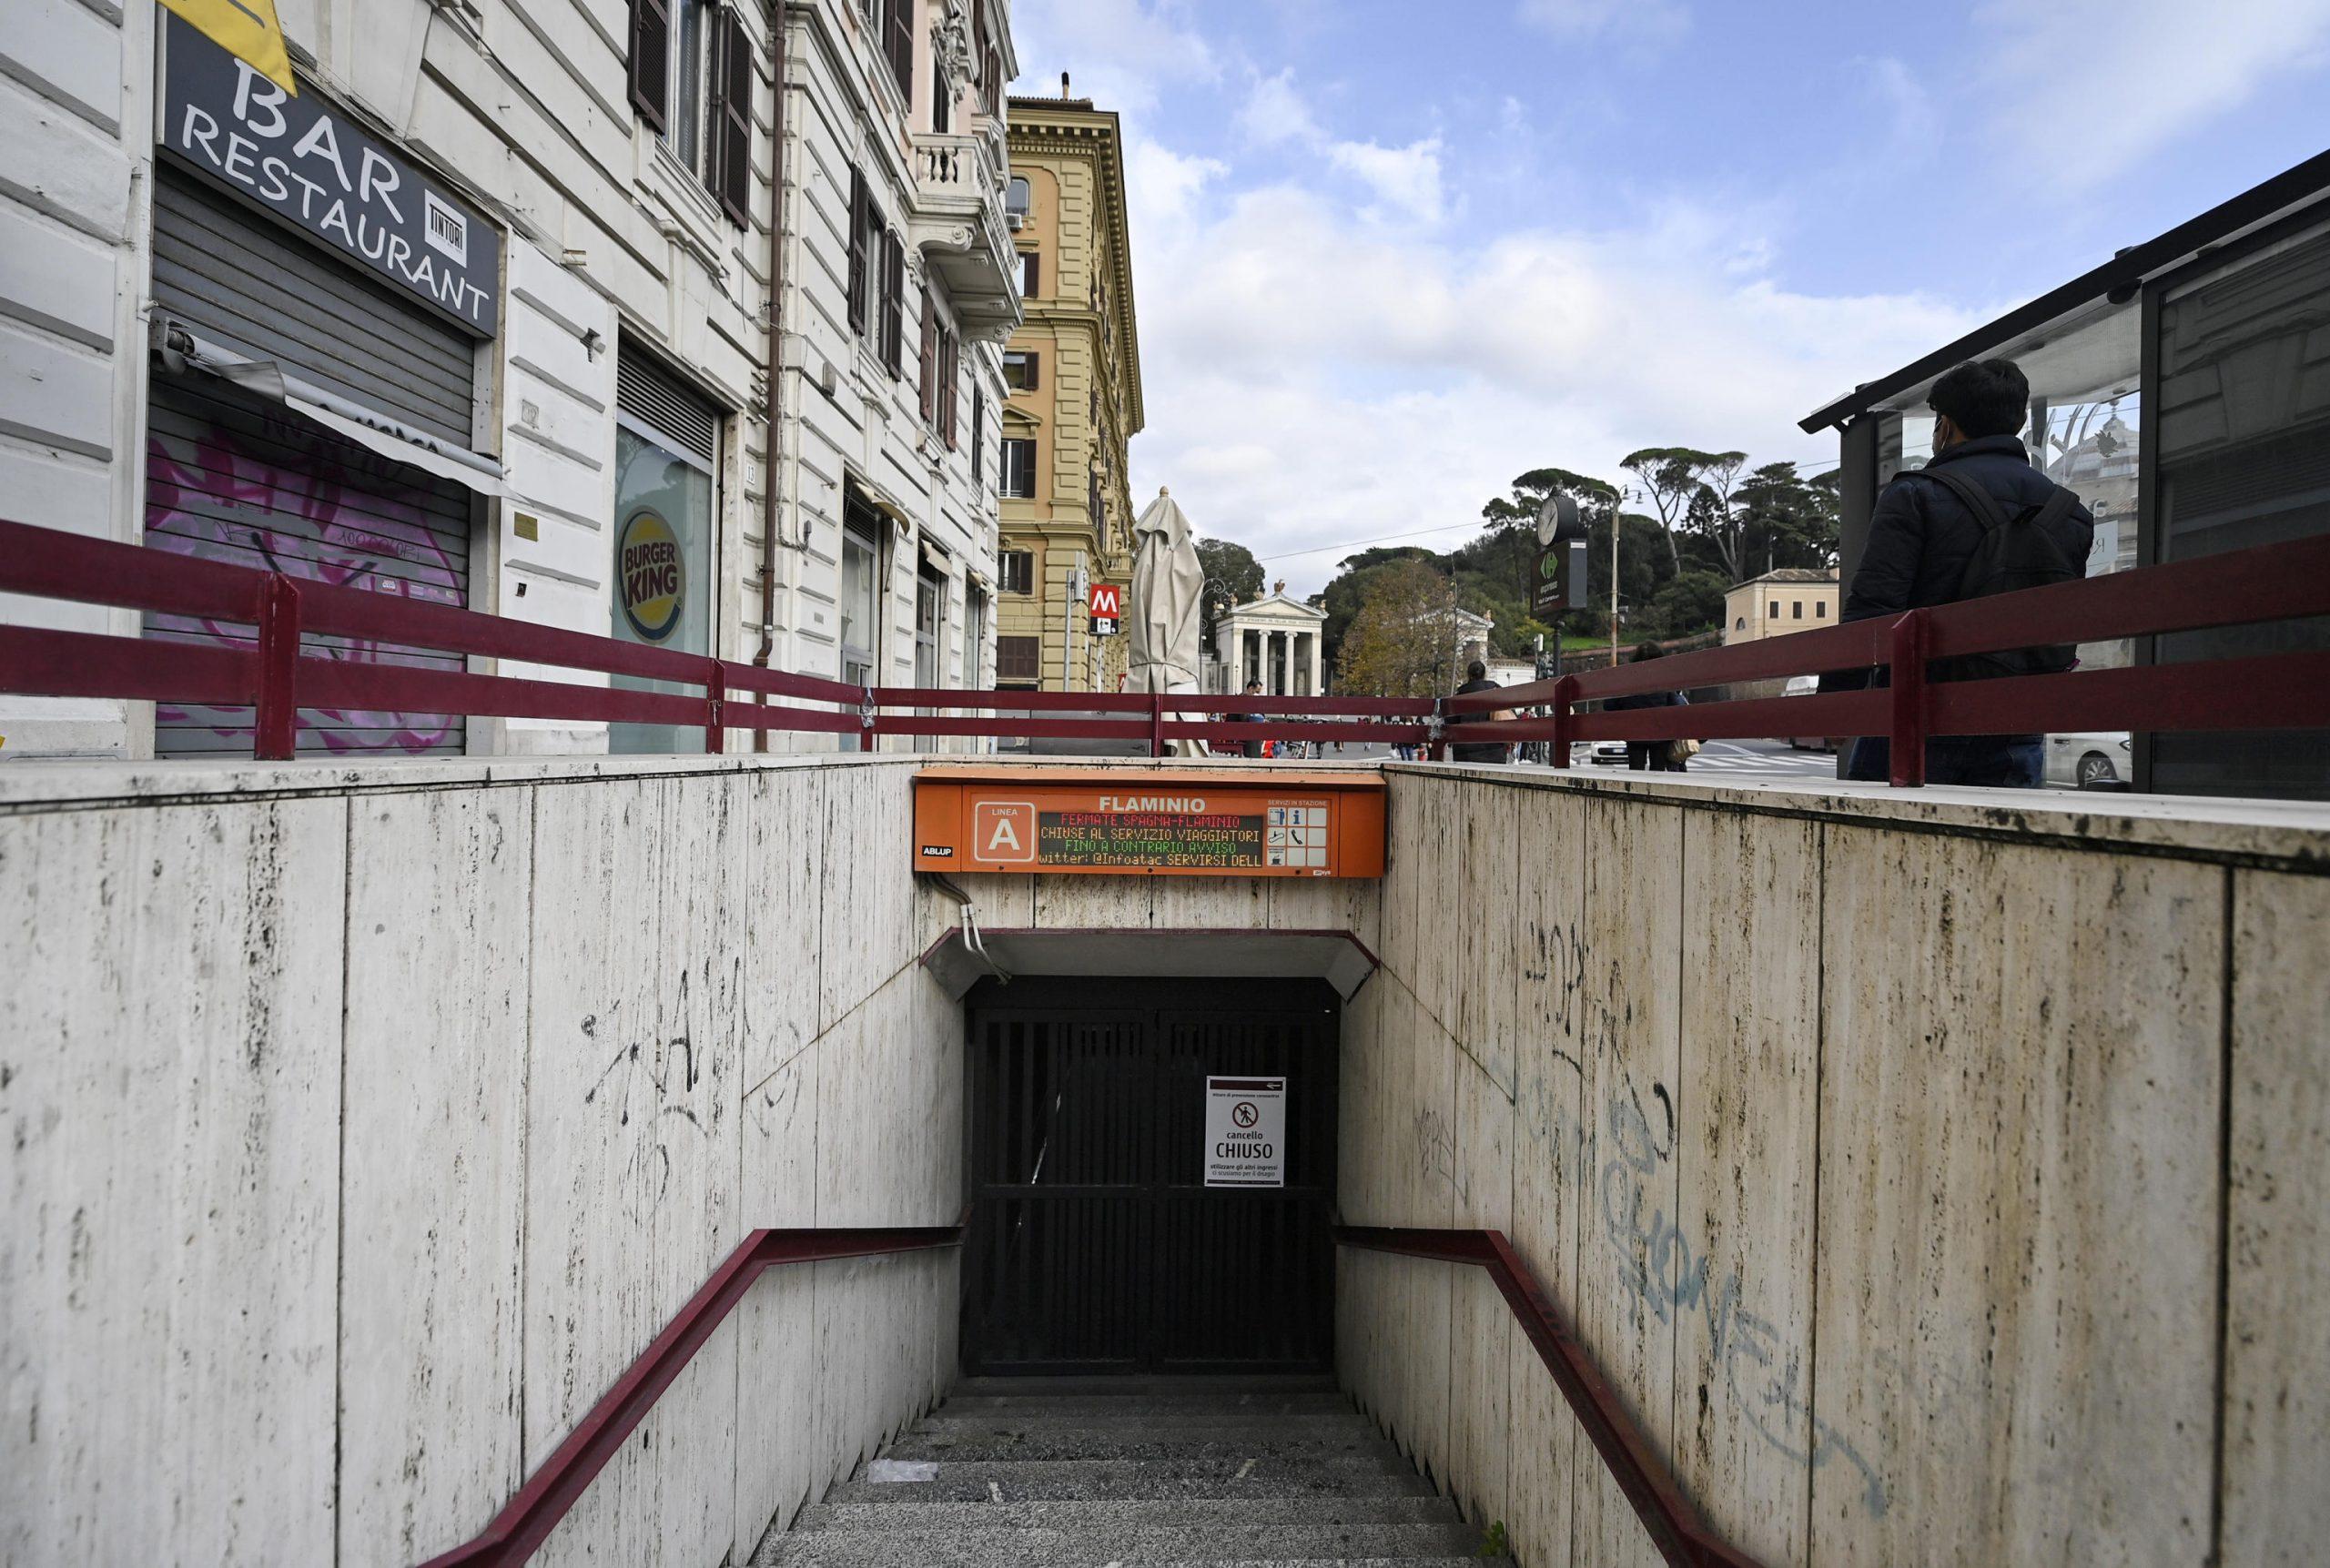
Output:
top-left (1339, 767), bottom-right (2330, 1568)
top-left (0, 754), bottom-right (959, 1568)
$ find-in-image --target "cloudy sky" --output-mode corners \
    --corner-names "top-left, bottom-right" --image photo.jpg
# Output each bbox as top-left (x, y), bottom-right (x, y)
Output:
top-left (1007, 0), bottom-right (2330, 595)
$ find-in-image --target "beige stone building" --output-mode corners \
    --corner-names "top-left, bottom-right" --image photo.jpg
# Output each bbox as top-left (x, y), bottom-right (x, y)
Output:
top-left (1723, 569), bottom-right (1840, 644)
top-left (993, 92), bottom-right (1144, 691)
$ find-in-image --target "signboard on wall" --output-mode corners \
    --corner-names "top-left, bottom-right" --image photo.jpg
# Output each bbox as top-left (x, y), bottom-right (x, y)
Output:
top-left (1204, 1077), bottom-right (1286, 1188)
top-left (158, 13), bottom-right (501, 335)
top-left (912, 766), bottom-right (1387, 878)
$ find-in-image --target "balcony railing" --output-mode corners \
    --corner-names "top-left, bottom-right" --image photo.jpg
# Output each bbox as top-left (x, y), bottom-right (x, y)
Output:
top-left (909, 128), bottom-right (1018, 337)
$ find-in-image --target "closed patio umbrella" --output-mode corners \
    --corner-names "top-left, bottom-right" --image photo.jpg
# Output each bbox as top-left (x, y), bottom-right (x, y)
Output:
top-left (1127, 486), bottom-right (1208, 756)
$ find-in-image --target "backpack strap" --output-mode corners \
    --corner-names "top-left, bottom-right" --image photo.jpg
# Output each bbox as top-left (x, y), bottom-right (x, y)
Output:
top-left (1909, 461), bottom-right (2012, 535)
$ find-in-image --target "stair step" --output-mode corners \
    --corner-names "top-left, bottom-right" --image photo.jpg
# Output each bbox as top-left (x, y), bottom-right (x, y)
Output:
top-left (755, 1521), bottom-right (1484, 1566)
top-left (914, 1410), bottom-right (1372, 1435)
top-left (941, 1391), bottom-right (1359, 1418)
top-left (953, 1375), bottom-right (1338, 1398)
top-left (822, 1455), bottom-right (1435, 1504)
top-left (798, 1496), bottom-right (1459, 1533)
top-left (878, 1427), bottom-right (1406, 1463)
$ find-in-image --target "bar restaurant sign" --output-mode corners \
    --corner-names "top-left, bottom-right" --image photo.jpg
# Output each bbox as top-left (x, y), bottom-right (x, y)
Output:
top-left (912, 766), bottom-right (1387, 878)
top-left (159, 13), bottom-right (501, 336)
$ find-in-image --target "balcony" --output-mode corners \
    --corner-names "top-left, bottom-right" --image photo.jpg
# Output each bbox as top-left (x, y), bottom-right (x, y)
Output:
top-left (909, 126), bottom-right (1021, 341)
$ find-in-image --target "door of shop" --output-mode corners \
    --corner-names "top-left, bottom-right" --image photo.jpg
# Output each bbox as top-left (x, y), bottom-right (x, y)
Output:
top-left (962, 976), bottom-right (1340, 1375)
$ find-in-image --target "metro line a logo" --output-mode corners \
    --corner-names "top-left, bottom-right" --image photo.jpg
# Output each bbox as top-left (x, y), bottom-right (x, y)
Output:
top-left (973, 801), bottom-right (1036, 864)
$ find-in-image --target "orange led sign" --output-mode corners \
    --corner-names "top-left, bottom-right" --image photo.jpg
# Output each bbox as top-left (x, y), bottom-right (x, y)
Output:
top-left (913, 766), bottom-right (1386, 878)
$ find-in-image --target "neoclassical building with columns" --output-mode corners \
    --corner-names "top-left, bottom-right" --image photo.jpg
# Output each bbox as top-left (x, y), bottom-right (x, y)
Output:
top-left (1212, 584), bottom-right (1327, 695)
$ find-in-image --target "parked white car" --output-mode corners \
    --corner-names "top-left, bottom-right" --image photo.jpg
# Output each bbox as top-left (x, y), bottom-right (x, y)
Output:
top-left (2045, 731), bottom-right (2132, 789)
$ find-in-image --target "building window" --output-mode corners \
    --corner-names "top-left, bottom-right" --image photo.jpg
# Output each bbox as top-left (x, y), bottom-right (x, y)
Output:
top-left (1735, 616), bottom-right (1746, 632)
top-left (1000, 549), bottom-right (1035, 593)
top-left (841, 500), bottom-right (883, 686)
top-left (915, 558), bottom-right (946, 686)
top-left (628, 0), bottom-right (749, 227)
top-left (880, 0), bottom-right (911, 100)
top-left (880, 233), bottom-right (906, 375)
top-left (1006, 176), bottom-right (1030, 227)
top-left (972, 388), bottom-right (984, 482)
top-left (1003, 351), bottom-right (1038, 392)
top-left (932, 71), bottom-right (951, 134)
top-left (1817, 601), bottom-right (1828, 618)
top-left (1770, 601), bottom-right (1780, 618)
top-left (1020, 249), bottom-right (1038, 298)
top-left (963, 582), bottom-right (988, 686)
top-left (1001, 438), bottom-right (1037, 499)
top-left (997, 634), bottom-right (1041, 685)
top-left (1792, 601), bottom-right (1803, 619)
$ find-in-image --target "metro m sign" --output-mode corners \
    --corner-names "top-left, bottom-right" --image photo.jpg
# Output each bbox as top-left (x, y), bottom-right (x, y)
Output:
top-left (1089, 583), bottom-right (1121, 620)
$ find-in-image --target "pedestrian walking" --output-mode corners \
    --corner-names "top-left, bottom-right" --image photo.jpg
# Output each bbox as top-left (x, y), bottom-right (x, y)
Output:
top-left (1835, 357), bottom-right (2094, 787)
top-left (1607, 643), bottom-right (1692, 772)
top-left (1231, 679), bottom-right (1268, 759)
top-left (1450, 660), bottom-right (1512, 764)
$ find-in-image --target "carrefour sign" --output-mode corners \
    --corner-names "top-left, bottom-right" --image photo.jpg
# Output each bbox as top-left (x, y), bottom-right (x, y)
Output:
top-left (159, 13), bottom-right (501, 336)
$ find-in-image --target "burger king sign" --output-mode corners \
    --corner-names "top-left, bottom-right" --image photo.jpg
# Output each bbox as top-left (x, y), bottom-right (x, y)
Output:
top-left (618, 509), bottom-right (685, 642)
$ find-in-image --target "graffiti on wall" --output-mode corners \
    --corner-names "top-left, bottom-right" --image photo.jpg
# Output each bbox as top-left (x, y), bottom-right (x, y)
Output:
top-left (145, 405), bottom-right (465, 753)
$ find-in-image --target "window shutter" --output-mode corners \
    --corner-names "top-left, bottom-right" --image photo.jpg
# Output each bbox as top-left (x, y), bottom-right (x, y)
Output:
top-left (941, 330), bottom-right (958, 448)
top-left (846, 170), bottom-right (869, 334)
top-left (712, 5), bottom-right (753, 228)
top-left (972, 388), bottom-right (984, 481)
top-left (881, 234), bottom-right (906, 375)
top-left (919, 290), bottom-right (937, 423)
top-left (629, 0), bottom-right (672, 132)
top-left (884, 0), bottom-right (912, 99)
top-left (1024, 352), bottom-right (1038, 391)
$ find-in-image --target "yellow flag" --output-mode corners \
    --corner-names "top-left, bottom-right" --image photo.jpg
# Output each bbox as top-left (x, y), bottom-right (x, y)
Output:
top-left (161, 0), bottom-right (298, 97)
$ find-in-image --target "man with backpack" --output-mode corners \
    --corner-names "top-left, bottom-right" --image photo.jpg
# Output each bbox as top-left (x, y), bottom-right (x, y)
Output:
top-left (1838, 357), bottom-right (2095, 787)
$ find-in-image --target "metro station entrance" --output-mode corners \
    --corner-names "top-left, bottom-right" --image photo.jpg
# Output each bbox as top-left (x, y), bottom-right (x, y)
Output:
top-left (961, 976), bottom-right (1340, 1375)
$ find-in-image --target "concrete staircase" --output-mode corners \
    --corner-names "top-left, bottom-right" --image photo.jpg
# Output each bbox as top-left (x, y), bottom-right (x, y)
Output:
top-left (755, 1374), bottom-right (1512, 1567)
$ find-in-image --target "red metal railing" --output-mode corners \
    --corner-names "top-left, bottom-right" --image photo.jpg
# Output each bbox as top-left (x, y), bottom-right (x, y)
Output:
top-left (1335, 1225), bottom-right (1763, 1568)
top-left (1446, 531), bottom-right (2330, 786)
top-left (3, 517), bottom-right (2326, 778)
top-left (415, 1220), bottom-right (963, 1568)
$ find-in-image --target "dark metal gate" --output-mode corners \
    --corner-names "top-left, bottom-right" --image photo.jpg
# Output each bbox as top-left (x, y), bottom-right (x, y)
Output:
top-left (963, 976), bottom-right (1340, 1375)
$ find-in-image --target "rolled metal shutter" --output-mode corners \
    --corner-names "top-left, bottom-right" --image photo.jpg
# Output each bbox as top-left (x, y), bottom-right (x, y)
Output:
top-left (145, 167), bottom-right (477, 757)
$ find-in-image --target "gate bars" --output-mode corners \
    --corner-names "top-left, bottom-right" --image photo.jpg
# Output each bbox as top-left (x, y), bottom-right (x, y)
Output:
top-left (3, 518), bottom-right (2328, 777)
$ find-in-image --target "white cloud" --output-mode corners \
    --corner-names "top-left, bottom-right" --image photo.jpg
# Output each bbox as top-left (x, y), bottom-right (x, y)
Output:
top-left (1975, 0), bottom-right (2330, 189)
top-left (1237, 70), bottom-right (1318, 145)
top-left (1124, 180), bottom-right (1979, 595)
top-left (1008, 0), bottom-right (1218, 115)
top-left (1327, 138), bottom-right (1445, 225)
top-left (1515, 0), bottom-right (1688, 45)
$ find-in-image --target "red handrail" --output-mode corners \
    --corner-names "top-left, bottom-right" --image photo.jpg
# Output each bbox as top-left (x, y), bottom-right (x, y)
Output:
top-left (414, 1220), bottom-right (963, 1568)
top-left (1334, 1225), bottom-right (1763, 1568)
top-left (5, 514), bottom-right (2326, 775)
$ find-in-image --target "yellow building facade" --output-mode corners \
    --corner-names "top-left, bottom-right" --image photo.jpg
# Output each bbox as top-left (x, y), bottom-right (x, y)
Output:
top-left (995, 95), bottom-right (1145, 691)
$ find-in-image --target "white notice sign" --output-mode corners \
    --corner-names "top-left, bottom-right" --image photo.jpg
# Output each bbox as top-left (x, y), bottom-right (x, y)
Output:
top-left (1204, 1077), bottom-right (1287, 1188)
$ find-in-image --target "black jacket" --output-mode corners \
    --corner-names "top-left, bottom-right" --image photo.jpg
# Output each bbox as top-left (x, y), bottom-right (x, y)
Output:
top-left (1843, 435), bottom-right (2095, 622)
top-left (1450, 677), bottom-right (1507, 763)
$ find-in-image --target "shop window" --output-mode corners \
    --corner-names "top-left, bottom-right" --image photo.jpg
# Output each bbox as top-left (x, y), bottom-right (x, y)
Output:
top-left (841, 501), bottom-right (884, 687)
top-left (915, 559), bottom-right (947, 687)
top-left (1001, 438), bottom-right (1037, 499)
top-left (610, 356), bottom-right (719, 754)
top-left (1000, 550), bottom-right (1035, 594)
